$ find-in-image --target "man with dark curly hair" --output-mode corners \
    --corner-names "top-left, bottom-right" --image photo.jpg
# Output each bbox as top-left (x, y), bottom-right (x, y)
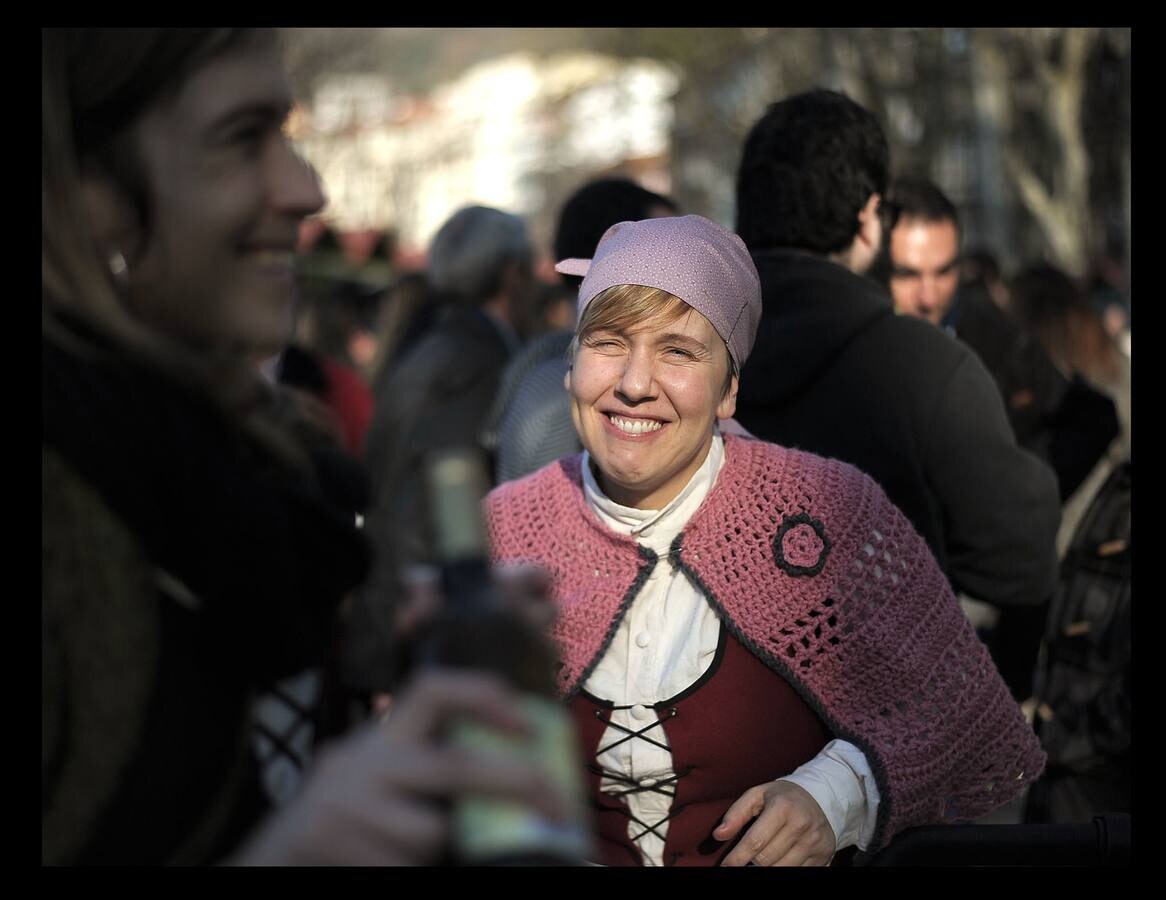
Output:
top-left (733, 90), bottom-right (1061, 699)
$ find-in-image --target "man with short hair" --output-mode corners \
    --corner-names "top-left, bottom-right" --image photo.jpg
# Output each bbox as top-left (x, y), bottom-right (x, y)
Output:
top-left (880, 177), bottom-right (1119, 505)
top-left (364, 205), bottom-right (535, 570)
top-left (733, 90), bottom-right (1061, 646)
top-left (344, 206), bottom-right (537, 696)
top-left (880, 178), bottom-right (1058, 450)
top-left (875, 177), bottom-right (1120, 699)
top-left (882, 177), bottom-right (962, 325)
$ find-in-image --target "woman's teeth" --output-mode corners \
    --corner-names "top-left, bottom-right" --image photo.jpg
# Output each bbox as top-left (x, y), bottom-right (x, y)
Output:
top-left (609, 415), bottom-right (662, 434)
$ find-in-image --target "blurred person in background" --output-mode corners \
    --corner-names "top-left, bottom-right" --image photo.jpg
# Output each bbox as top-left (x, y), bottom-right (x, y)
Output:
top-left (363, 205), bottom-right (535, 571)
top-left (1011, 269), bottom-right (1131, 830)
top-left (531, 279), bottom-right (579, 334)
top-left (366, 271), bottom-right (446, 400)
top-left (295, 225), bottom-right (394, 376)
top-left (555, 178), bottom-right (679, 268)
top-left (270, 336), bottom-right (375, 459)
top-left (296, 277), bottom-right (383, 373)
top-left (347, 207), bottom-right (537, 700)
top-left (1086, 249), bottom-right (1131, 357)
top-left (880, 178), bottom-right (961, 328)
top-left (483, 177), bottom-right (679, 485)
top-left (270, 279), bottom-right (378, 460)
top-left (876, 177), bottom-right (1120, 703)
top-left (880, 177), bottom-right (1118, 503)
top-left (961, 246), bottom-right (1010, 311)
top-left (733, 91), bottom-right (1062, 704)
top-left (43, 27), bottom-right (562, 865)
top-left (1008, 264), bottom-right (1131, 554)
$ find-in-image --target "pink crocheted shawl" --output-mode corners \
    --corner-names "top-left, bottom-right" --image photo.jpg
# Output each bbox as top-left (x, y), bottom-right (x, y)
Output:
top-left (484, 434), bottom-right (1046, 849)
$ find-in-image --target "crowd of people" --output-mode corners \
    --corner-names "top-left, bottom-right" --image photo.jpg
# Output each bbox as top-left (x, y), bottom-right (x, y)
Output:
top-left (43, 28), bottom-right (1131, 866)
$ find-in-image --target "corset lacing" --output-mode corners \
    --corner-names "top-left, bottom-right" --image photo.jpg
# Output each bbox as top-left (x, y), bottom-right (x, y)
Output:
top-left (589, 703), bottom-right (694, 844)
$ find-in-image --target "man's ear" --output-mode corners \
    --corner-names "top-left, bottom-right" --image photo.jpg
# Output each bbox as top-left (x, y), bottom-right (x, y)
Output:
top-left (855, 193), bottom-right (882, 253)
top-left (831, 193), bottom-right (884, 275)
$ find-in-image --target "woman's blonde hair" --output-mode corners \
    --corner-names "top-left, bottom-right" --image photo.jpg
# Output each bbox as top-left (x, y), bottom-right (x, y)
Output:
top-left (569, 283), bottom-right (737, 397)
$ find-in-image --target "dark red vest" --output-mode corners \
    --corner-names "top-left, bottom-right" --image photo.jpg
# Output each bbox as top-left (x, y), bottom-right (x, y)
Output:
top-left (568, 626), bottom-right (830, 866)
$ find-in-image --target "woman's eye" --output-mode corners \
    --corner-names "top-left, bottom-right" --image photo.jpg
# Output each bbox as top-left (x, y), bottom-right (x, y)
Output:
top-left (666, 347), bottom-right (696, 360)
top-left (230, 126), bottom-right (266, 151)
top-left (218, 117), bottom-right (276, 156)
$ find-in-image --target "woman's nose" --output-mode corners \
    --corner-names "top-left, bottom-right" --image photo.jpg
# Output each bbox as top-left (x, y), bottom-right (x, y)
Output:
top-left (270, 139), bottom-right (326, 219)
top-left (615, 350), bottom-right (655, 402)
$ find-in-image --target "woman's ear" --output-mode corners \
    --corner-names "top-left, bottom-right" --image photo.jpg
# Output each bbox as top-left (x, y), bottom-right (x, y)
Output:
top-left (717, 374), bottom-right (739, 420)
top-left (79, 171), bottom-right (138, 260)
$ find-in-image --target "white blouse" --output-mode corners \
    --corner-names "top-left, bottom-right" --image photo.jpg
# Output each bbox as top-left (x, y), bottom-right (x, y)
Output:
top-left (581, 432), bottom-right (880, 866)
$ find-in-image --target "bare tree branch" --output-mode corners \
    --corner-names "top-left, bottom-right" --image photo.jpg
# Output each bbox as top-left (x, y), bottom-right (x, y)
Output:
top-left (1004, 145), bottom-right (1055, 226)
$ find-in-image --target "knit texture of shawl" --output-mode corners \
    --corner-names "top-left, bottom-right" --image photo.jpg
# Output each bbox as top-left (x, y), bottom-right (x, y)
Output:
top-left (484, 434), bottom-right (1046, 851)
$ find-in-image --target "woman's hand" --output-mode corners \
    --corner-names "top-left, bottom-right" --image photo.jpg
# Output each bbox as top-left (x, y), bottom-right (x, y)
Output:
top-left (491, 562), bottom-right (556, 631)
top-left (393, 562), bottom-right (555, 641)
top-left (232, 669), bottom-right (563, 866)
top-left (369, 564), bottom-right (556, 723)
top-left (715, 780), bottom-right (835, 867)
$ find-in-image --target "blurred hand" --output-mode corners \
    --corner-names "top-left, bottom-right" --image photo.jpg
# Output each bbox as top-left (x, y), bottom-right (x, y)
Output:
top-left (232, 669), bottom-right (564, 866)
top-left (490, 562), bottom-right (556, 632)
top-left (393, 564), bottom-right (443, 638)
top-left (393, 563), bottom-right (555, 638)
top-left (715, 780), bottom-right (835, 867)
top-left (367, 564), bottom-right (556, 725)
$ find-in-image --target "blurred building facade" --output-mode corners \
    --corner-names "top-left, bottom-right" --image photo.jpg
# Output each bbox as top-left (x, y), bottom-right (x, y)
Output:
top-left (290, 51), bottom-right (679, 264)
top-left (287, 28), bottom-right (1129, 290)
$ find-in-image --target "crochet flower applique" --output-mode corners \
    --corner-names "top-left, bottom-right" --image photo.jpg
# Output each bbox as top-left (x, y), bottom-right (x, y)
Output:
top-left (774, 512), bottom-right (831, 577)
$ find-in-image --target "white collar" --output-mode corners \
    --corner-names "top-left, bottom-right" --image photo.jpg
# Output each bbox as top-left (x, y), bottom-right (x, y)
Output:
top-left (582, 432), bottom-right (725, 553)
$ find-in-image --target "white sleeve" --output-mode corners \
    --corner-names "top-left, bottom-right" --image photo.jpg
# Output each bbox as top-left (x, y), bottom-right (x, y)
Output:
top-left (776, 739), bottom-right (881, 851)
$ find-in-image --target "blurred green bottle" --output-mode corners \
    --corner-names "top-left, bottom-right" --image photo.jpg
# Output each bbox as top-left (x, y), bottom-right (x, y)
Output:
top-left (419, 446), bottom-right (593, 865)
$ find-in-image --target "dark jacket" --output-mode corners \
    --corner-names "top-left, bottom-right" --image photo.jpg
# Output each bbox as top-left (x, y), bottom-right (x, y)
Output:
top-left (364, 305), bottom-right (516, 566)
top-left (945, 286), bottom-right (1120, 502)
top-left (482, 327), bottom-right (580, 484)
top-left (349, 306), bottom-right (516, 692)
top-left (735, 249), bottom-right (1060, 608)
top-left (42, 317), bottom-right (370, 864)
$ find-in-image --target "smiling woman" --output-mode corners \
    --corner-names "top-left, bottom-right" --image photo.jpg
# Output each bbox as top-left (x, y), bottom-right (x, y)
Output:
top-left (567, 284), bottom-right (737, 510)
top-left (43, 28), bottom-right (561, 867)
top-left (89, 32), bottom-right (323, 359)
top-left (484, 214), bottom-right (1047, 867)
top-left (43, 29), bottom-right (359, 865)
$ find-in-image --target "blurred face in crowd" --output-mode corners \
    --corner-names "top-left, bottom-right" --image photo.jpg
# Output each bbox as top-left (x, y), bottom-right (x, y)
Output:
top-left (888, 217), bottom-right (961, 325)
top-left (86, 39), bottom-right (325, 358)
top-left (567, 293), bottom-right (737, 510)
